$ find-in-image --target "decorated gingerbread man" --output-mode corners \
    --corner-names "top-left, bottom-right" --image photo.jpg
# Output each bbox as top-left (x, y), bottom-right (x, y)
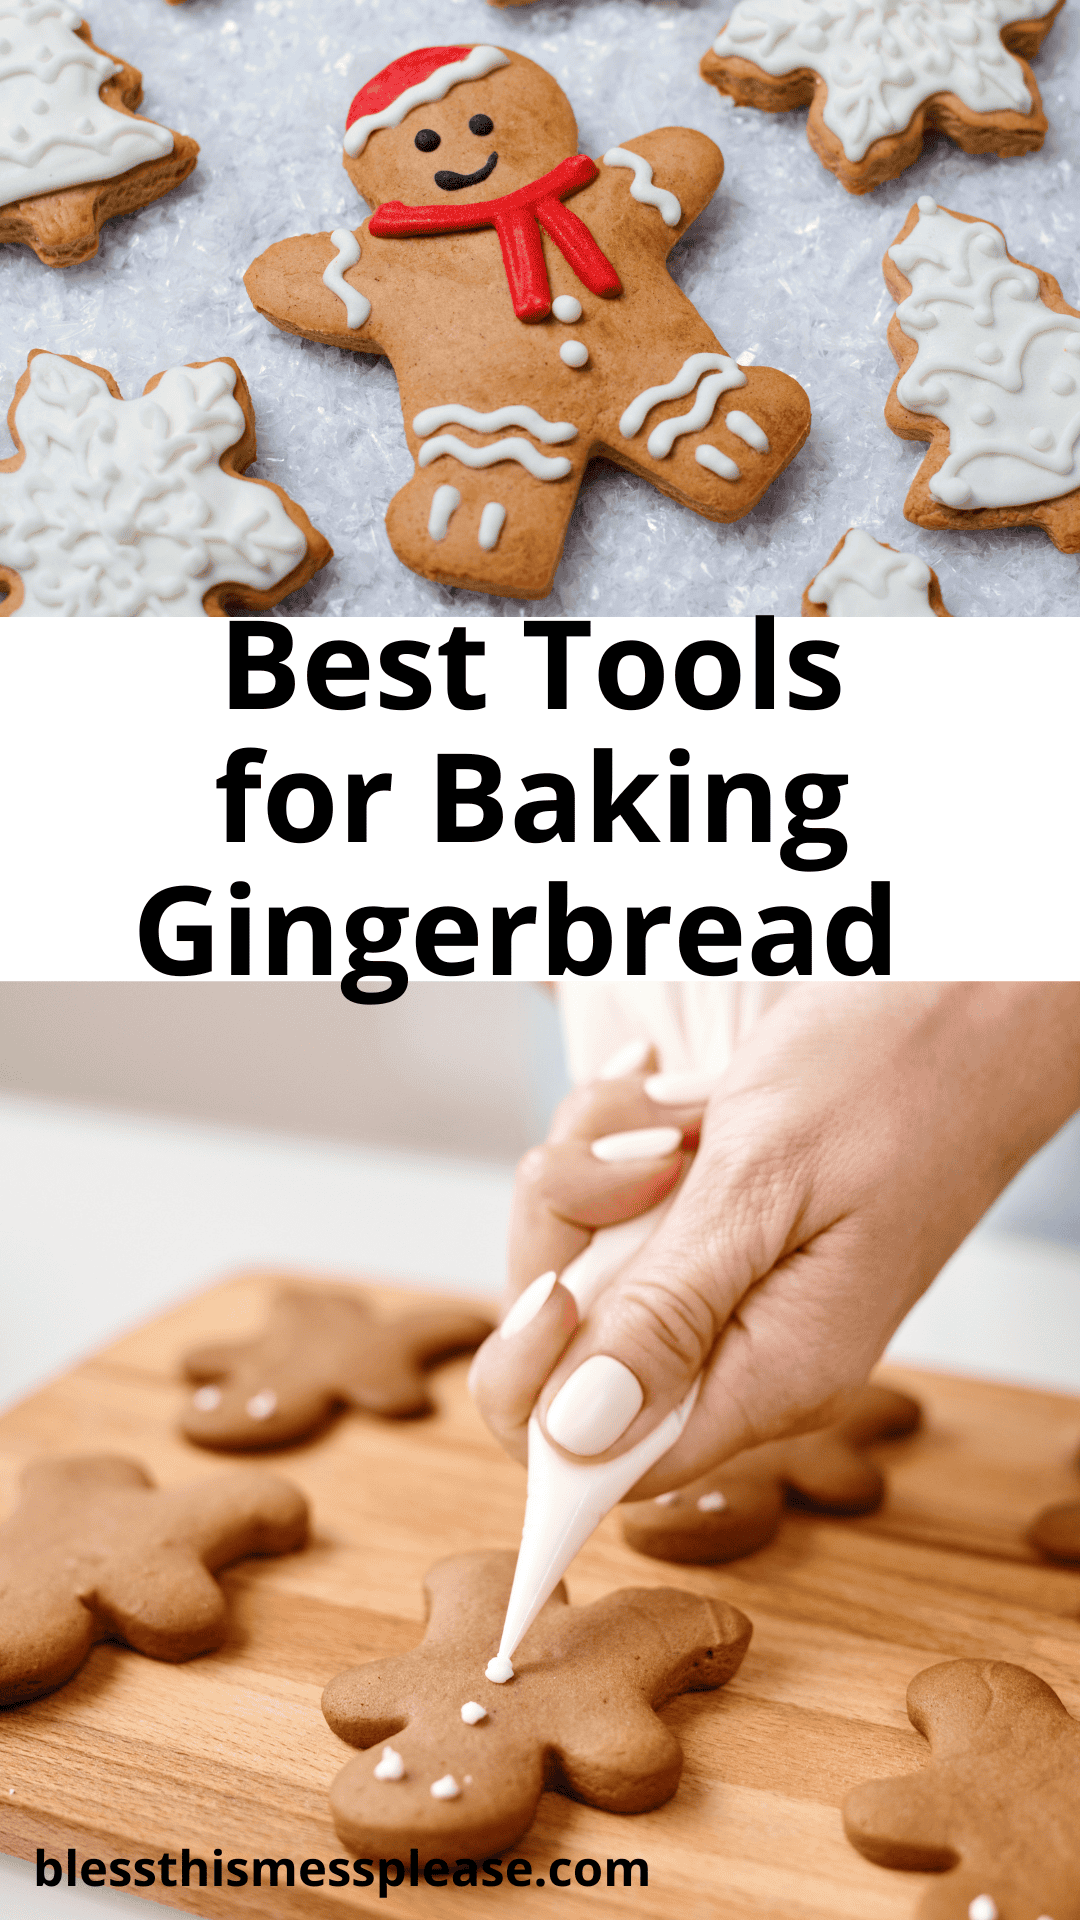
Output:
top-left (0, 1454), bottom-right (308, 1705)
top-left (843, 1659), bottom-right (1080, 1919)
top-left (321, 1548), bottom-right (752, 1862)
top-left (180, 1284), bottom-right (494, 1450)
top-left (245, 43), bottom-right (811, 600)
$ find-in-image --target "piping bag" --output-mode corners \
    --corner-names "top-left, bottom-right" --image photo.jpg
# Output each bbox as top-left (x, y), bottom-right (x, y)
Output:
top-left (488, 1196), bottom-right (700, 1681)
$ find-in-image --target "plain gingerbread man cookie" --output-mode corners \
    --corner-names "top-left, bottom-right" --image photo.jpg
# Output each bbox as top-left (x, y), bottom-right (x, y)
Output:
top-left (0, 352), bottom-right (331, 617)
top-left (884, 199), bottom-right (1080, 554)
top-left (843, 1659), bottom-right (1080, 1920)
top-left (623, 1383), bottom-right (920, 1564)
top-left (0, 1454), bottom-right (308, 1706)
top-left (321, 1548), bottom-right (752, 1862)
top-left (244, 42), bottom-right (811, 600)
top-left (803, 528), bottom-right (952, 615)
top-left (0, 3), bottom-right (198, 267)
top-left (701, 0), bottom-right (1065, 194)
top-left (181, 1285), bottom-right (495, 1450)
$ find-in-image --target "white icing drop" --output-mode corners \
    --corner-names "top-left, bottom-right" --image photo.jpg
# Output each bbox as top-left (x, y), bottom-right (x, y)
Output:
top-left (485, 1654), bottom-right (514, 1683)
top-left (374, 1745), bottom-right (405, 1781)
top-left (697, 1489), bottom-right (729, 1512)
top-left (620, 352), bottom-right (747, 455)
top-left (714, 0), bottom-right (1060, 162)
top-left (0, 355), bottom-right (309, 617)
top-left (654, 1491), bottom-right (680, 1505)
top-left (478, 501), bottom-right (506, 550)
top-left (427, 483), bottom-right (461, 541)
top-left (602, 145), bottom-right (682, 226)
top-left (191, 1385), bottom-right (222, 1412)
top-left (696, 444), bottom-right (741, 481)
top-left (460, 1701), bottom-right (487, 1724)
top-left (967, 1900), bottom-right (999, 1920)
top-left (725, 410), bottom-right (770, 452)
top-left (808, 528), bottom-right (935, 615)
top-left (246, 1388), bottom-right (277, 1420)
top-left (0, 0), bottom-right (174, 207)
top-left (430, 1774), bottom-right (461, 1800)
top-left (560, 341), bottom-right (589, 369)
top-left (888, 203), bottom-right (1080, 509)
top-left (417, 434), bottom-right (572, 481)
top-left (322, 229), bottom-right (370, 329)
top-left (552, 294), bottom-right (582, 323)
top-left (413, 403), bottom-right (576, 445)
top-left (344, 45), bottom-right (509, 157)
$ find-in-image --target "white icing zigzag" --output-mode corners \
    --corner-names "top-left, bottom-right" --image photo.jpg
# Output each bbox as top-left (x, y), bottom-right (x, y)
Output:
top-left (713, 0), bottom-right (1059, 163)
top-left (620, 353), bottom-right (748, 458)
top-left (603, 147), bottom-right (682, 227)
top-left (0, 0), bottom-right (173, 208)
top-left (413, 403), bottom-right (577, 444)
top-left (808, 528), bottom-right (934, 613)
top-left (323, 230), bottom-right (370, 329)
top-left (417, 434), bottom-right (572, 481)
top-left (889, 198), bottom-right (1080, 510)
top-left (0, 354), bottom-right (309, 617)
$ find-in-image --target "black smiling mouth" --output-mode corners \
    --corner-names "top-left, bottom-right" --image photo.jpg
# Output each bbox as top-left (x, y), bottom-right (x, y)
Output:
top-left (434, 152), bottom-right (498, 191)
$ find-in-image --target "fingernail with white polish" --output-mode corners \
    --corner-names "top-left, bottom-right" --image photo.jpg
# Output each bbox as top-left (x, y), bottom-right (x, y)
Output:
top-left (644, 1070), bottom-right (717, 1106)
top-left (598, 1037), bottom-right (650, 1080)
top-left (545, 1354), bottom-right (644, 1455)
top-left (499, 1270), bottom-right (558, 1340)
top-left (590, 1126), bottom-right (681, 1164)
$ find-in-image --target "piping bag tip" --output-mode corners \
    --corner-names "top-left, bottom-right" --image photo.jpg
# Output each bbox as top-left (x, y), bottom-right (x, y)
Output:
top-left (493, 1375), bottom-right (701, 1673)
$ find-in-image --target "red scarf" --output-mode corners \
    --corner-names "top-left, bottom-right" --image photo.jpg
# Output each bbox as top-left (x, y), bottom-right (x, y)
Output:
top-left (369, 154), bottom-right (621, 322)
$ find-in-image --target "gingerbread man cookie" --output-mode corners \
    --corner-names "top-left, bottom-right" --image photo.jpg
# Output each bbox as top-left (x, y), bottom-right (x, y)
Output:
top-left (0, 352), bottom-right (331, 616)
top-left (702, 0), bottom-right (1065, 194)
top-left (884, 199), bottom-right (1080, 553)
top-left (803, 528), bottom-right (952, 615)
top-left (843, 1659), bottom-right (1080, 1920)
top-left (0, 3), bottom-right (198, 266)
top-left (181, 1285), bottom-right (494, 1450)
top-left (623, 1384), bottom-right (920, 1564)
top-left (0, 1454), bottom-right (308, 1706)
top-left (321, 1548), bottom-right (751, 1862)
top-left (244, 43), bottom-right (811, 601)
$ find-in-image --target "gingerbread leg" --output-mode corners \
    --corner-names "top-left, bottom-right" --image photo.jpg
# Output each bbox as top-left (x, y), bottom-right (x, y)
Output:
top-left (385, 449), bottom-right (589, 601)
top-left (605, 361), bottom-right (811, 525)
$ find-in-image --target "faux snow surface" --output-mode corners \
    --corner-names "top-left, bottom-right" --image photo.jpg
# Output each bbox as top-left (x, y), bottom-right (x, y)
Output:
top-left (1, 0), bottom-right (1077, 617)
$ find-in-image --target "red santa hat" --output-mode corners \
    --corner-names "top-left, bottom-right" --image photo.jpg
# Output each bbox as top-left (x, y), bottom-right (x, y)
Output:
top-left (344, 44), bottom-right (511, 157)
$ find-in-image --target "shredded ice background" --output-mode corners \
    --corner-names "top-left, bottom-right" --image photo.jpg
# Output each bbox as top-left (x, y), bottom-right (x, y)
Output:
top-left (1, 0), bottom-right (1077, 616)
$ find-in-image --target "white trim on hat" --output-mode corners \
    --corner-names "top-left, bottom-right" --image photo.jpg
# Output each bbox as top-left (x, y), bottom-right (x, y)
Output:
top-left (344, 44), bottom-right (510, 158)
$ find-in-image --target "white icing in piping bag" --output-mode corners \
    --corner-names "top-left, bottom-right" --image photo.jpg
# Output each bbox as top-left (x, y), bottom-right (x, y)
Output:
top-left (492, 1195), bottom-right (697, 1674)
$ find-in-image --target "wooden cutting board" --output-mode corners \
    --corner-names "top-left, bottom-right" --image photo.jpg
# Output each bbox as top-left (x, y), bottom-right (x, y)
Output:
top-left (2, 1269), bottom-right (1079, 1920)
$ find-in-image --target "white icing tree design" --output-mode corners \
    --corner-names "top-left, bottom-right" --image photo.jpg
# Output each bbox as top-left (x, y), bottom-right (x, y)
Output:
top-left (0, 353), bottom-right (330, 616)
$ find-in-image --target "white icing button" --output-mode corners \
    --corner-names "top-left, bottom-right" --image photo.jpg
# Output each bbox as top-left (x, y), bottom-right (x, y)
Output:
top-left (969, 403), bottom-right (994, 426)
top-left (430, 1775), bottom-right (461, 1800)
top-left (552, 295), bottom-right (582, 323)
top-left (654, 1491), bottom-right (680, 1506)
top-left (245, 1389), bottom-right (277, 1420)
top-left (461, 1701), bottom-right (487, 1724)
top-left (975, 343), bottom-right (1002, 363)
top-left (917, 195), bottom-right (937, 213)
top-left (374, 1745), bottom-right (405, 1781)
top-left (560, 340), bottom-right (589, 369)
top-left (1050, 370), bottom-right (1076, 395)
top-left (697, 1490), bottom-right (728, 1512)
top-left (967, 1900), bottom-right (998, 1920)
top-left (192, 1385), bottom-right (222, 1412)
top-left (1029, 428), bottom-right (1054, 451)
top-left (485, 1654), bottom-right (514, 1684)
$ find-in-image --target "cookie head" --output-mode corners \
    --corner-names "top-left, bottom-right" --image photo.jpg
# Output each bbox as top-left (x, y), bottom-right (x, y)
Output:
top-left (343, 45), bottom-right (576, 205)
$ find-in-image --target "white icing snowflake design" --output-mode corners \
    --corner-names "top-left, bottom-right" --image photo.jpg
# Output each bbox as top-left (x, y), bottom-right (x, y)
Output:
top-left (713, 0), bottom-right (1059, 161)
top-left (0, 355), bottom-right (310, 616)
top-left (0, 0), bottom-right (173, 208)
top-left (889, 200), bottom-right (1080, 510)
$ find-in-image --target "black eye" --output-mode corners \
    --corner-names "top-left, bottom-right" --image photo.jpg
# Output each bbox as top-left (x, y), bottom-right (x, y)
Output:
top-left (469, 114), bottom-right (494, 137)
top-left (414, 128), bottom-right (441, 152)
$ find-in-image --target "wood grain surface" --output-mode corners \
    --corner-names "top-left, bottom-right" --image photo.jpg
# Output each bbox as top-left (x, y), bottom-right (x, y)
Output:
top-left (2, 1270), bottom-right (1079, 1919)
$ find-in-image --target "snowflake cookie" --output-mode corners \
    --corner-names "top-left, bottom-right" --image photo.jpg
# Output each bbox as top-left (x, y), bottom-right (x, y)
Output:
top-left (244, 43), bottom-right (811, 601)
top-left (884, 198), bottom-right (1080, 553)
top-left (0, 351), bottom-right (332, 616)
top-left (803, 528), bottom-right (951, 614)
top-left (0, 1), bottom-right (198, 265)
top-left (701, 0), bottom-right (1065, 193)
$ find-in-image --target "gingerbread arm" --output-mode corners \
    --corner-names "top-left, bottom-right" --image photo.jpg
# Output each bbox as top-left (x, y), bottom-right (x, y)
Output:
top-left (244, 230), bottom-right (387, 355)
top-left (158, 1468), bottom-right (309, 1568)
top-left (843, 1766), bottom-right (959, 1871)
top-left (601, 129), bottom-right (724, 242)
